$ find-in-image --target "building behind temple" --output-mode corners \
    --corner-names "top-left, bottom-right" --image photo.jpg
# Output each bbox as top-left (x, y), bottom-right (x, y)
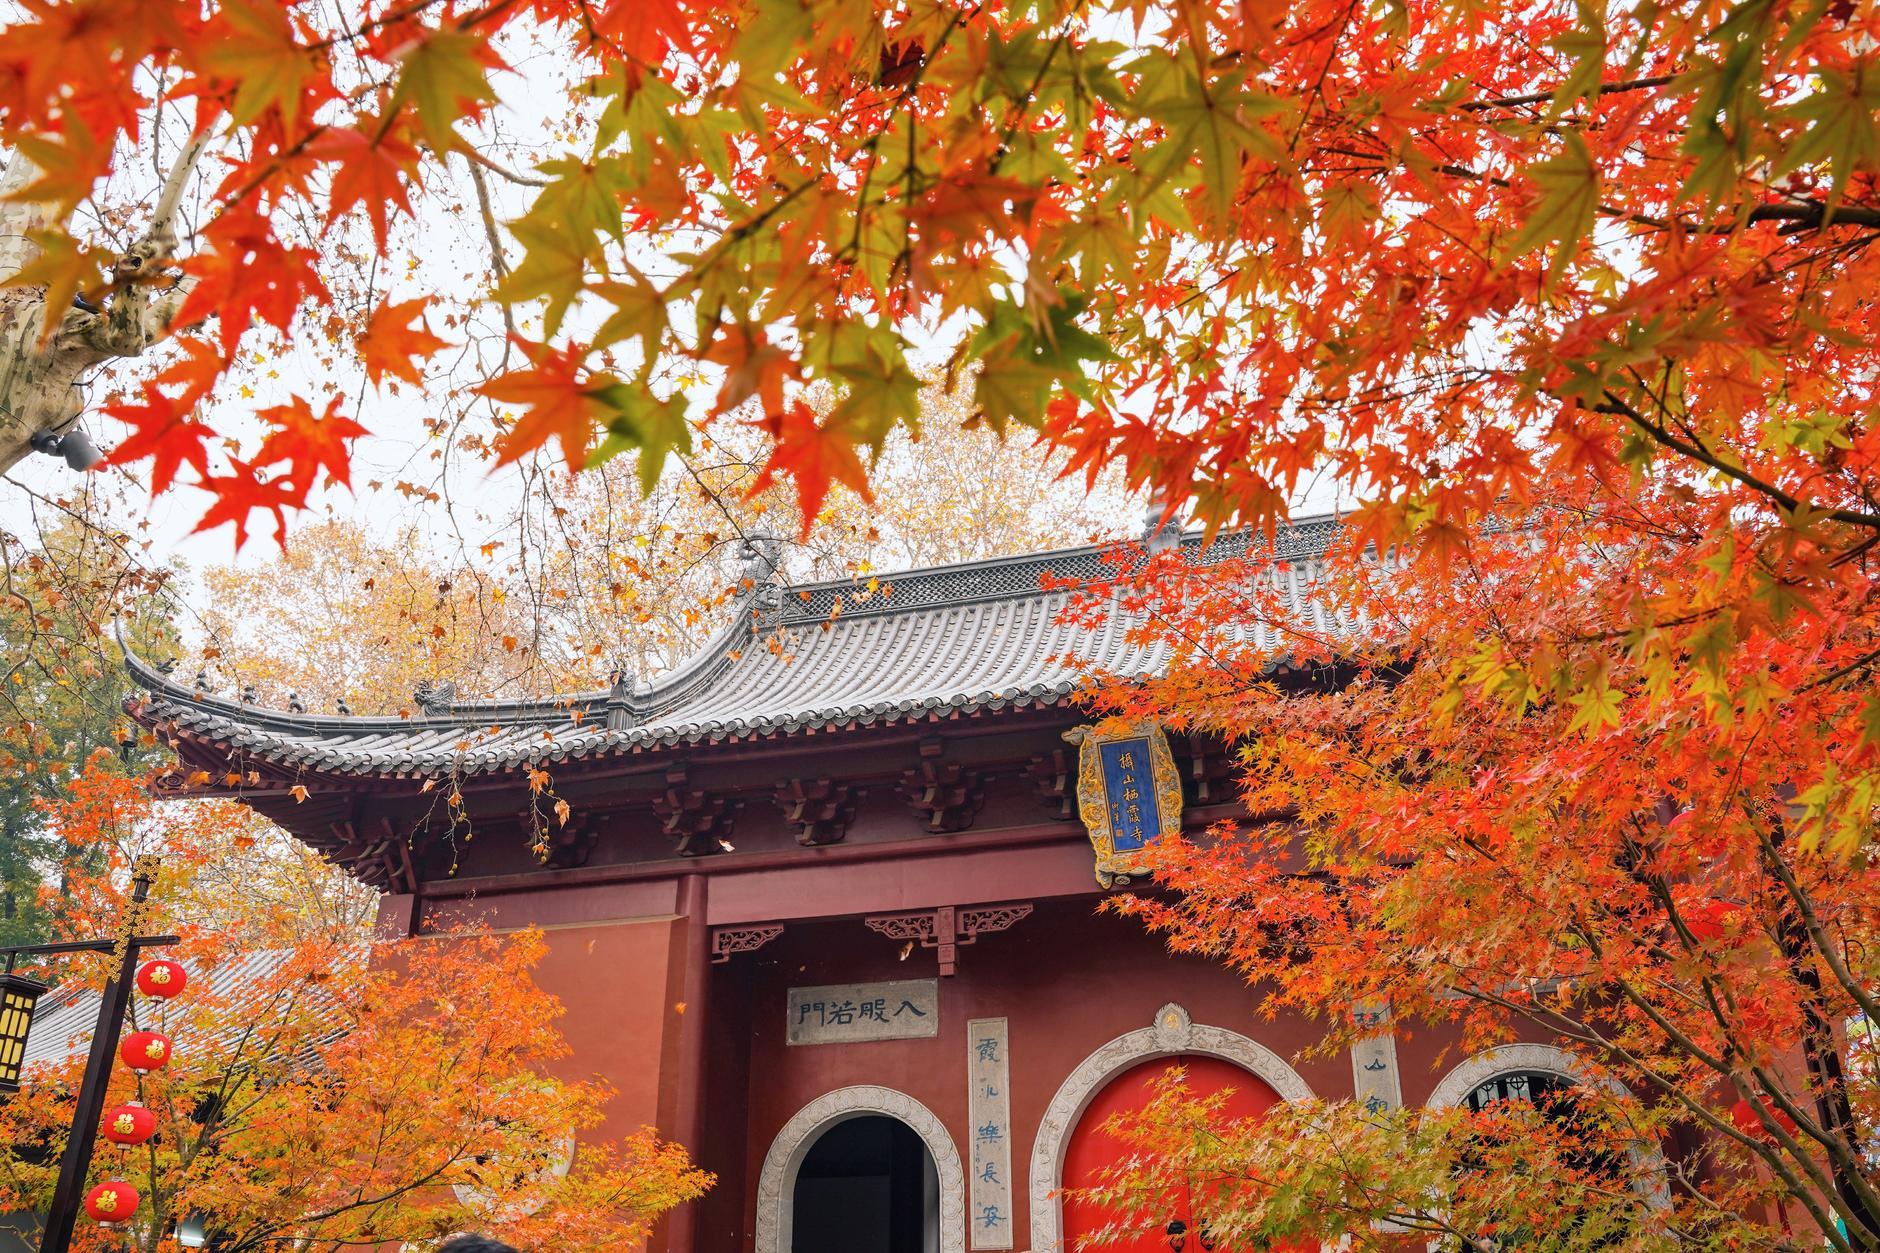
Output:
top-left (123, 517), bottom-right (1653, 1253)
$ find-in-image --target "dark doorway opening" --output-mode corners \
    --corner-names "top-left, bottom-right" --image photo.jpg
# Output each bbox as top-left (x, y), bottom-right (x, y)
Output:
top-left (791, 1114), bottom-right (939, 1253)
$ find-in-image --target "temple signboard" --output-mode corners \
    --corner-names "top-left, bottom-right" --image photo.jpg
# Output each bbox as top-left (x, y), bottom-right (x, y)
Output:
top-left (1069, 722), bottom-right (1183, 887)
top-left (787, 979), bottom-right (939, 1045)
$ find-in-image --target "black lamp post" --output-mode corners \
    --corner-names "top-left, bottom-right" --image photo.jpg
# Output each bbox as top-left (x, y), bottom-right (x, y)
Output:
top-left (0, 856), bottom-right (179, 1253)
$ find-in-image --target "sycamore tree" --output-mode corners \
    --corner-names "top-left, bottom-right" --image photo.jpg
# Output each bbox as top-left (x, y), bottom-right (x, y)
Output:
top-left (1, 762), bottom-right (708, 1252)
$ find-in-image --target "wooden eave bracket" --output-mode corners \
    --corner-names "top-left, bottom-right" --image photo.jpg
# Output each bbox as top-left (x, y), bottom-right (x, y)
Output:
top-left (863, 902), bottom-right (1034, 976)
top-left (900, 737), bottom-right (986, 833)
top-left (773, 777), bottom-right (867, 846)
top-left (653, 763), bottom-right (742, 857)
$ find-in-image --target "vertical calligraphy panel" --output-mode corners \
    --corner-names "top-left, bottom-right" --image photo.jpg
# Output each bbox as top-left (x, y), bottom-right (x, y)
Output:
top-left (1348, 999), bottom-right (1403, 1114)
top-left (966, 1017), bottom-right (1013, 1249)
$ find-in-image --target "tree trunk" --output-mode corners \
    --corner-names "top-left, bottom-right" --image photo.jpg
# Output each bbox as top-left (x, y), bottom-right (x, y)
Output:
top-left (0, 143), bottom-right (202, 479)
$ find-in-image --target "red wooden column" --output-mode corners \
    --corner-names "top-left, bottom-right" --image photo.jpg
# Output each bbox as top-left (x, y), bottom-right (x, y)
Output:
top-left (664, 873), bottom-right (711, 1253)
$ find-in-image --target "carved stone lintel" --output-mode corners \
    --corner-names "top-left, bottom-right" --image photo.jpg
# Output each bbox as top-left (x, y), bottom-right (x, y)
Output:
top-left (864, 902), bottom-right (1031, 976)
top-left (1027, 748), bottom-right (1077, 820)
top-left (773, 777), bottom-right (865, 846)
top-left (653, 764), bottom-right (742, 856)
top-left (712, 924), bottom-right (785, 964)
top-left (900, 737), bottom-right (985, 833)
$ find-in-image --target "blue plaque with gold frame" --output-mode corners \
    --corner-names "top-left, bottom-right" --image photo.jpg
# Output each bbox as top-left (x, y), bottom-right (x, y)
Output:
top-left (1068, 721), bottom-right (1183, 887)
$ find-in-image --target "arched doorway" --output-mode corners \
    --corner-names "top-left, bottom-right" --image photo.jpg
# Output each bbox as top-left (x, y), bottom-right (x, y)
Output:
top-left (792, 1114), bottom-right (940, 1253)
top-left (1029, 1005), bottom-right (1315, 1252)
top-left (756, 1085), bottom-right (965, 1253)
top-left (1062, 1054), bottom-right (1283, 1252)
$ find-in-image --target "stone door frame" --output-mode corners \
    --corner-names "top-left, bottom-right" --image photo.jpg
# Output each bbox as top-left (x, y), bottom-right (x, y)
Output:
top-left (755, 1083), bottom-right (966, 1253)
top-left (1027, 1003), bottom-right (1316, 1252)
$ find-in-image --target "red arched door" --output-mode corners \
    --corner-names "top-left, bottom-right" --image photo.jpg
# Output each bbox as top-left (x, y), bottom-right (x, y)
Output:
top-left (1062, 1055), bottom-right (1281, 1253)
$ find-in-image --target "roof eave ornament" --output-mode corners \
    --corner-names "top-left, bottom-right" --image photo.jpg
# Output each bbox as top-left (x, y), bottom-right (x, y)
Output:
top-left (413, 678), bottom-right (457, 719)
top-left (605, 669), bottom-right (637, 732)
top-left (1142, 491), bottom-right (1183, 555)
top-left (737, 525), bottom-right (786, 614)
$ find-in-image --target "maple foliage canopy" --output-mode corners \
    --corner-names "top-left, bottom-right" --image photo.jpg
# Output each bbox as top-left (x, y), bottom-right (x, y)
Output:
top-left (6, 0), bottom-right (1880, 1243)
top-left (0, 0), bottom-right (1869, 547)
top-left (0, 762), bottom-right (710, 1252)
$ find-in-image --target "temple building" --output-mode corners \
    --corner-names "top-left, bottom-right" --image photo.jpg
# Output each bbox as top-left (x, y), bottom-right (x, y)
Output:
top-left (124, 517), bottom-right (1640, 1253)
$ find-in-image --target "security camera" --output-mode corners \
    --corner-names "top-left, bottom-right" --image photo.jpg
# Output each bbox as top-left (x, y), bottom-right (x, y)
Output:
top-left (28, 426), bottom-right (105, 472)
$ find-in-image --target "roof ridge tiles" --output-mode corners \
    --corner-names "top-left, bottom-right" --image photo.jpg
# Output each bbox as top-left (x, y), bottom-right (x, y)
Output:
top-left (123, 518), bottom-right (1347, 780)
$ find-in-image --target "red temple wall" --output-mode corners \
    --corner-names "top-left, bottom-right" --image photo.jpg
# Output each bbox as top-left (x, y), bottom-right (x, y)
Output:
top-left (724, 898), bottom-right (1393, 1252)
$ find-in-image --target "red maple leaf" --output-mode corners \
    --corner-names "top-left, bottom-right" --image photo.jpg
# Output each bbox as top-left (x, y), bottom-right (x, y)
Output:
top-left (361, 296), bottom-right (450, 386)
top-left (595, 0), bottom-right (688, 64)
top-left (477, 339), bottom-right (612, 470)
top-left (307, 123), bottom-right (421, 253)
top-left (254, 394), bottom-right (368, 490)
top-left (175, 204), bottom-right (330, 351)
top-left (747, 401), bottom-right (873, 539)
top-left (102, 386), bottom-right (215, 495)
top-left (191, 458), bottom-right (307, 550)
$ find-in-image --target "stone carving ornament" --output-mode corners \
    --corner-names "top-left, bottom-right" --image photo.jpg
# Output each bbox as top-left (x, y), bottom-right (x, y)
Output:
top-left (755, 1084), bottom-right (965, 1253)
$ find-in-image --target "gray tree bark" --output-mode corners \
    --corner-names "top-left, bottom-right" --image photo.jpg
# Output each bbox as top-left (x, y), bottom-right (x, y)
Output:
top-left (0, 136), bottom-right (206, 478)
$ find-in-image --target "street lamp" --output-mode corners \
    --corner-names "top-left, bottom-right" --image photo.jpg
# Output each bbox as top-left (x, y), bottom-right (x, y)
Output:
top-left (0, 967), bottom-right (49, 1092)
top-left (174, 1215), bottom-right (209, 1248)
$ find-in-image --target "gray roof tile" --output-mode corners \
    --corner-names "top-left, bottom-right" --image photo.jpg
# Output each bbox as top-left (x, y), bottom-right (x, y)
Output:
top-left (126, 519), bottom-right (1343, 777)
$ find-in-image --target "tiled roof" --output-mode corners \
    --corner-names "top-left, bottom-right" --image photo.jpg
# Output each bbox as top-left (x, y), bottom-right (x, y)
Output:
top-left (126, 517), bottom-right (1344, 778)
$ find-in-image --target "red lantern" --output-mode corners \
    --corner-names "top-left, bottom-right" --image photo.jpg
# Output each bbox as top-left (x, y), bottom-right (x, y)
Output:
top-left (84, 1180), bottom-right (139, 1223)
top-left (136, 958), bottom-right (187, 999)
top-left (119, 1030), bottom-right (172, 1071)
top-left (101, 1102), bottom-right (156, 1146)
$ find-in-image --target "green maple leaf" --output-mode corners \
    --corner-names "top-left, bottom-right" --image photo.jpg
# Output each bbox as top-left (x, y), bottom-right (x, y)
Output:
top-left (972, 346), bottom-right (1057, 435)
top-left (391, 30), bottom-right (500, 152)
top-left (1506, 131), bottom-right (1600, 278)
top-left (495, 216), bottom-right (600, 337)
top-left (592, 274), bottom-right (670, 356)
top-left (585, 385), bottom-right (693, 494)
top-left (1130, 61), bottom-right (1289, 222)
top-left (531, 157), bottom-right (637, 242)
top-left (1776, 69), bottom-right (1880, 199)
top-left (832, 343), bottom-right (921, 450)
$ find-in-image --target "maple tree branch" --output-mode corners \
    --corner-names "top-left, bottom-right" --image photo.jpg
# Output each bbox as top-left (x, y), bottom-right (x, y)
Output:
top-left (1596, 388), bottom-right (1880, 532)
top-left (1752, 820), bottom-right (1880, 1029)
top-left (461, 146), bottom-right (547, 188)
top-left (1455, 74), bottom-right (1677, 112)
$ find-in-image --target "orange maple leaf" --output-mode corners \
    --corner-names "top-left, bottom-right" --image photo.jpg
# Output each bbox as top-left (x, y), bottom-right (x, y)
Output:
top-left (152, 337), bottom-right (230, 411)
top-left (747, 401), bottom-right (873, 539)
top-left (361, 297), bottom-right (450, 387)
top-left (704, 324), bottom-right (798, 419)
top-left (307, 124), bottom-right (421, 253)
top-left (595, 0), bottom-right (689, 64)
top-left (477, 339), bottom-right (614, 470)
top-left (254, 394), bottom-right (369, 490)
